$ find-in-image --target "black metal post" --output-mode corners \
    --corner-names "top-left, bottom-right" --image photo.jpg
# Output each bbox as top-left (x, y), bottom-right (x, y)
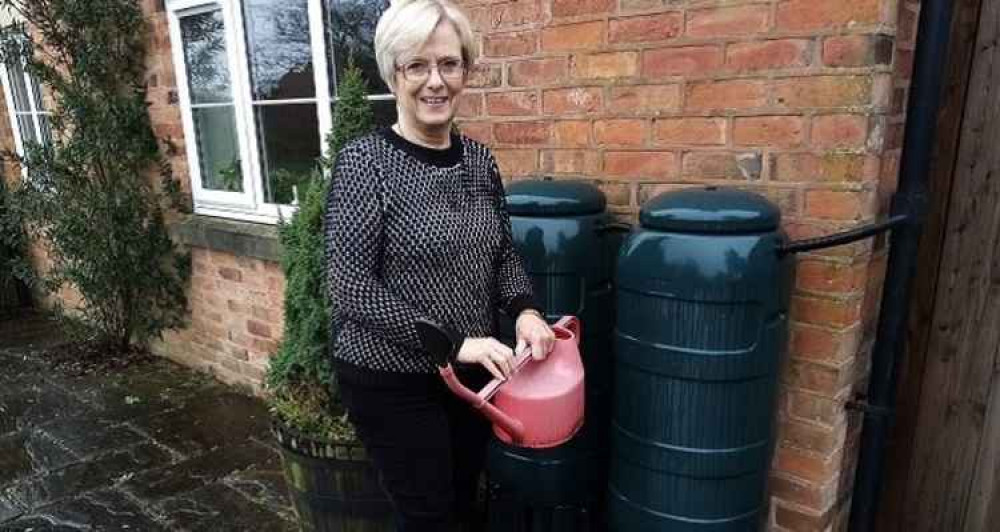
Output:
top-left (847, 1), bottom-right (955, 530)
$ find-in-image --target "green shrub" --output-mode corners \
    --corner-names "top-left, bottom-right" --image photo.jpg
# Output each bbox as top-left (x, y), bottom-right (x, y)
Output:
top-left (0, 175), bottom-right (30, 313)
top-left (266, 61), bottom-right (373, 441)
top-left (0, 0), bottom-right (188, 352)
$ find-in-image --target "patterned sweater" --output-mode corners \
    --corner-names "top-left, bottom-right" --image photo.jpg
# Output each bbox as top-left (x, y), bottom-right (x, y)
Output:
top-left (324, 128), bottom-right (537, 374)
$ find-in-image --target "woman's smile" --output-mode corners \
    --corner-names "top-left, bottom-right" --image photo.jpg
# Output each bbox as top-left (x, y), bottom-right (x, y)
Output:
top-left (419, 95), bottom-right (450, 109)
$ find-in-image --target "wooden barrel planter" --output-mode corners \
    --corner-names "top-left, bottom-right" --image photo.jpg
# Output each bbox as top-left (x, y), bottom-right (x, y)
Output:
top-left (272, 421), bottom-right (394, 532)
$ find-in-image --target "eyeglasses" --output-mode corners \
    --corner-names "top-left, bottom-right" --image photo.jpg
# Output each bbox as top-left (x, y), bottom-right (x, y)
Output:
top-left (396, 58), bottom-right (466, 82)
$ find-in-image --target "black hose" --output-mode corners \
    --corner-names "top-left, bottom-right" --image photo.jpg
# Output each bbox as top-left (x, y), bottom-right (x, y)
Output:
top-left (777, 215), bottom-right (908, 255)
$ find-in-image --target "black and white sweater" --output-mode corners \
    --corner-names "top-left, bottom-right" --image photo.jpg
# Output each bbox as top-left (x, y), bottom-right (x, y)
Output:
top-left (324, 128), bottom-right (537, 374)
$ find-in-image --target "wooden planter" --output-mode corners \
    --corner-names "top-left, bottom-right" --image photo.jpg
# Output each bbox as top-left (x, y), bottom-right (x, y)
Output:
top-left (272, 420), bottom-right (393, 532)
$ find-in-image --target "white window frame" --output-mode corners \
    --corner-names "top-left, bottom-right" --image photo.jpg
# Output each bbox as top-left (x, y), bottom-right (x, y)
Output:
top-left (166, 0), bottom-right (333, 224)
top-left (1, 60), bottom-right (51, 175)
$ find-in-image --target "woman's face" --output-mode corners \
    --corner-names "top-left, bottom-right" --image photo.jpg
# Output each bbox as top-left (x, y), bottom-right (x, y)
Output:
top-left (393, 21), bottom-right (466, 132)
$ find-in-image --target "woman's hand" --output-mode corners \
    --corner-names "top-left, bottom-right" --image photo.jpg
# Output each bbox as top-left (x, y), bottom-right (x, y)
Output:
top-left (516, 310), bottom-right (556, 361)
top-left (456, 337), bottom-right (516, 380)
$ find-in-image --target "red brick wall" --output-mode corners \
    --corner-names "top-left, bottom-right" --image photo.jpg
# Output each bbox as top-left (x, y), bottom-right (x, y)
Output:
top-left (154, 248), bottom-right (286, 395)
top-left (0, 79), bottom-right (16, 183)
top-left (453, 1), bottom-right (906, 530)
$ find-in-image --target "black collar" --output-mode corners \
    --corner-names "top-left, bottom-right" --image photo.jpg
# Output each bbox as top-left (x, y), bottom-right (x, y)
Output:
top-left (380, 127), bottom-right (463, 168)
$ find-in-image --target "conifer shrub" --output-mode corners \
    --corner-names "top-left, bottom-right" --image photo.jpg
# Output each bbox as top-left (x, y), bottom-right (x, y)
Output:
top-left (266, 61), bottom-right (373, 441)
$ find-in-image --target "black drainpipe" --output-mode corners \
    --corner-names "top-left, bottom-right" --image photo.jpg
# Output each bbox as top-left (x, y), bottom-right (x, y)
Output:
top-left (847, 0), bottom-right (955, 530)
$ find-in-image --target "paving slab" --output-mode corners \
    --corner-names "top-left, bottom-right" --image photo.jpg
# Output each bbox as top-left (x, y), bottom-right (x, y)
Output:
top-left (0, 489), bottom-right (168, 531)
top-left (0, 315), bottom-right (296, 530)
top-left (0, 381), bottom-right (96, 437)
top-left (2, 442), bottom-right (174, 516)
top-left (0, 429), bottom-right (76, 487)
top-left (124, 390), bottom-right (271, 457)
top-left (121, 440), bottom-right (275, 504)
top-left (45, 358), bottom-right (219, 424)
top-left (222, 441), bottom-right (297, 523)
top-left (39, 419), bottom-right (150, 460)
top-left (156, 482), bottom-right (297, 532)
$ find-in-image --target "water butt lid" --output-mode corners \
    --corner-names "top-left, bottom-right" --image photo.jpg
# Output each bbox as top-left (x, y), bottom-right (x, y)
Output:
top-left (640, 186), bottom-right (780, 233)
top-left (506, 180), bottom-right (606, 217)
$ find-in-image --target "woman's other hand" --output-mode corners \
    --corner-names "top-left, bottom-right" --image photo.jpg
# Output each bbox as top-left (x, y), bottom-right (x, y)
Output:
top-left (515, 310), bottom-right (555, 361)
top-left (456, 337), bottom-right (515, 380)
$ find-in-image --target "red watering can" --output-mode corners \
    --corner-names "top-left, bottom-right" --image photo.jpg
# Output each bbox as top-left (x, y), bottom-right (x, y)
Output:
top-left (415, 316), bottom-right (585, 449)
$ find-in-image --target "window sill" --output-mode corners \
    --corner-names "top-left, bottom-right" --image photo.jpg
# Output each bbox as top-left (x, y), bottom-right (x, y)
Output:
top-left (172, 214), bottom-right (282, 263)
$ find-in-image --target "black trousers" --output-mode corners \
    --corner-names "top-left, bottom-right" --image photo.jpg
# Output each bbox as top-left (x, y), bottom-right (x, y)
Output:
top-left (338, 364), bottom-right (492, 532)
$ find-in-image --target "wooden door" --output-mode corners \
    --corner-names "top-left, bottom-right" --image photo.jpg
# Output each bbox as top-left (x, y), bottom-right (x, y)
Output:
top-left (876, 1), bottom-right (1000, 529)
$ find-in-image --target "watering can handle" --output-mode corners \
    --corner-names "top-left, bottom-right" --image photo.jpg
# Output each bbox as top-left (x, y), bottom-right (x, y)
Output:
top-left (478, 314), bottom-right (578, 400)
top-left (553, 315), bottom-right (581, 345)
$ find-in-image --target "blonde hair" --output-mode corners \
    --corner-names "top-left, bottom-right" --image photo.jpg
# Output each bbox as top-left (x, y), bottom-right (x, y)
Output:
top-left (374, 0), bottom-right (477, 91)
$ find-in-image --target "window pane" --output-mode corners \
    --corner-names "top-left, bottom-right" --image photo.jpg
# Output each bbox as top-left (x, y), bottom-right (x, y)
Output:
top-left (325, 0), bottom-right (390, 96)
top-left (6, 62), bottom-right (31, 112)
top-left (29, 73), bottom-right (45, 112)
top-left (180, 9), bottom-right (232, 105)
top-left (15, 114), bottom-right (36, 145)
top-left (254, 103), bottom-right (320, 204)
top-left (193, 106), bottom-right (243, 192)
top-left (37, 114), bottom-right (52, 145)
top-left (243, 0), bottom-right (314, 101)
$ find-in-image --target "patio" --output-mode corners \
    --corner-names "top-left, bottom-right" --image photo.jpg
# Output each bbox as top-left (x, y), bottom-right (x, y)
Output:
top-left (0, 314), bottom-right (296, 531)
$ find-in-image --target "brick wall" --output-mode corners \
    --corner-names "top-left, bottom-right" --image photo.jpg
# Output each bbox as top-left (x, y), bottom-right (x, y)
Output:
top-left (0, 79), bottom-right (15, 183)
top-left (154, 248), bottom-right (286, 396)
top-left (453, 1), bottom-right (908, 530)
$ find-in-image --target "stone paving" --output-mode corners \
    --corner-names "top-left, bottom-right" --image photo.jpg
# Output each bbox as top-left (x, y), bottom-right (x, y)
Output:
top-left (0, 314), bottom-right (298, 531)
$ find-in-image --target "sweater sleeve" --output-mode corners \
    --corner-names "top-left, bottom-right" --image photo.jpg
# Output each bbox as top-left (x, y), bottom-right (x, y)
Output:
top-left (487, 153), bottom-right (541, 318)
top-left (325, 143), bottom-right (463, 352)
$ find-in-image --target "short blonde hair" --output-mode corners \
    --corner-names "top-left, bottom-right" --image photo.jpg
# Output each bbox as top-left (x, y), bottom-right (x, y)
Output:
top-left (374, 0), bottom-right (477, 91)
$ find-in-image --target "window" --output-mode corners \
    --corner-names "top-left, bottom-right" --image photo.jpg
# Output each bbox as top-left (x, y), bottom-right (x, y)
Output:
top-left (325, 0), bottom-right (396, 126)
top-left (1, 59), bottom-right (52, 164)
top-left (167, 0), bottom-right (394, 223)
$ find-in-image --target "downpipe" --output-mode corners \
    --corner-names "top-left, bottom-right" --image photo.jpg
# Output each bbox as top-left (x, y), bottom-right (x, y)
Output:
top-left (848, 1), bottom-right (955, 530)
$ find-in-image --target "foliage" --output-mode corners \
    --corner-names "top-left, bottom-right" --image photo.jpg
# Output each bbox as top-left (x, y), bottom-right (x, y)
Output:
top-left (0, 175), bottom-right (30, 312)
top-left (266, 61), bottom-right (373, 441)
top-left (269, 167), bottom-right (313, 205)
top-left (322, 60), bottom-right (376, 168)
top-left (218, 158), bottom-right (243, 193)
top-left (0, 0), bottom-right (189, 352)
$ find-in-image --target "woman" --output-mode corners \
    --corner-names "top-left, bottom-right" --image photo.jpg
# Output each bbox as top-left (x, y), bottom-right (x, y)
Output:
top-left (323, 1), bottom-right (555, 530)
